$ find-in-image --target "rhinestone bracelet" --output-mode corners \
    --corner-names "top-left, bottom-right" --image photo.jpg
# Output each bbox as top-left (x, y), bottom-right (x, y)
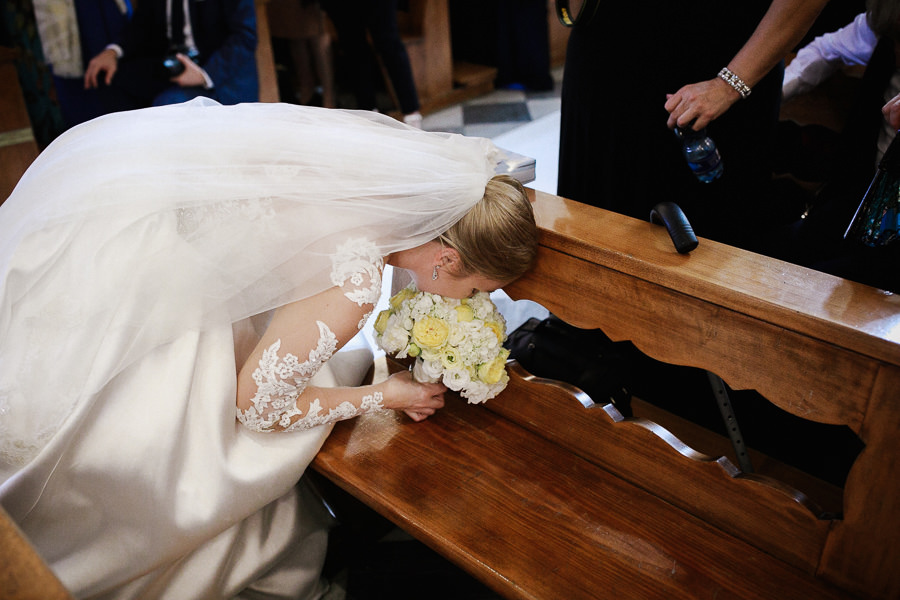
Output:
top-left (717, 67), bottom-right (751, 99)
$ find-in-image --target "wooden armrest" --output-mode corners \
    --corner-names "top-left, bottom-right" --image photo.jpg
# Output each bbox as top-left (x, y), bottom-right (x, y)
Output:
top-left (0, 505), bottom-right (72, 600)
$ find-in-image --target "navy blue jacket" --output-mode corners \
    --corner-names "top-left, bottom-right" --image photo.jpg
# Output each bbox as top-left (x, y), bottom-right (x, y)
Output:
top-left (118, 0), bottom-right (258, 104)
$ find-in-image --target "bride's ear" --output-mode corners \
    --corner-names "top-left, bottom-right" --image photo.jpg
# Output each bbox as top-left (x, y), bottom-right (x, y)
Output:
top-left (438, 246), bottom-right (463, 275)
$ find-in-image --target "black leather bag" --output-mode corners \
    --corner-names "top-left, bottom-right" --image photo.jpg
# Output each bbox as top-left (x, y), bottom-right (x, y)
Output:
top-left (505, 315), bottom-right (634, 416)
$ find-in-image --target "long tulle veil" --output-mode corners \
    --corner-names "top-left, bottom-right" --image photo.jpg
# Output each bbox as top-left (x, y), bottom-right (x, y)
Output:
top-left (0, 99), bottom-right (498, 473)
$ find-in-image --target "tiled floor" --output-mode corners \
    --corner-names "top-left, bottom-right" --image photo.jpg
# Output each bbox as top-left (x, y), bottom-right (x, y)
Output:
top-left (421, 68), bottom-right (562, 139)
top-left (422, 66), bottom-right (564, 195)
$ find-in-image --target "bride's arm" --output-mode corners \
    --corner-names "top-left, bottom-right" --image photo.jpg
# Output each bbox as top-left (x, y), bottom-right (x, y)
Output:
top-left (236, 286), bottom-right (445, 432)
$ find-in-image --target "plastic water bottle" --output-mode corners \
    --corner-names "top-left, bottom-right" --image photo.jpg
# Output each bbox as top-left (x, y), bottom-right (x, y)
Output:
top-left (674, 125), bottom-right (724, 183)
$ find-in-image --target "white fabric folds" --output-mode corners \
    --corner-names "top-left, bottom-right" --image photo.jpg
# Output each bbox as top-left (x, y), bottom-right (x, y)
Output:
top-left (0, 99), bottom-right (498, 597)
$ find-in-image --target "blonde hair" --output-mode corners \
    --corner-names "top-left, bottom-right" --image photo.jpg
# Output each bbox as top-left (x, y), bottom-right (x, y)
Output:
top-left (440, 174), bottom-right (538, 282)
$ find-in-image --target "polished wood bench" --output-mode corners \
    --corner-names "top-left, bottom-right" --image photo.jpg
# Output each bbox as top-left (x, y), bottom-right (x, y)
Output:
top-left (313, 189), bottom-right (900, 599)
top-left (0, 47), bottom-right (40, 205)
top-left (0, 505), bottom-right (71, 599)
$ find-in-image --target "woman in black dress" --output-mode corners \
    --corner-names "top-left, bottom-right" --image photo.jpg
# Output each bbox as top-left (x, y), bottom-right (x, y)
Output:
top-left (558, 0), bottom-right (828, 253)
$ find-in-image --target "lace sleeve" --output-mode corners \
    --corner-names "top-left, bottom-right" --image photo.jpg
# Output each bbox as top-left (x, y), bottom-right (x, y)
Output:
top-left (237, 238), bottom-right (387, 432)
top-left (236, 320), bottom-right (384, 432)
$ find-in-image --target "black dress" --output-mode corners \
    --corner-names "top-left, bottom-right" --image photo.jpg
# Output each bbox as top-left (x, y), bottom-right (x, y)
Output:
top-left (557, 1), bottom-right (783, 252)
top-left (554, 2), bottom-right (868, 485)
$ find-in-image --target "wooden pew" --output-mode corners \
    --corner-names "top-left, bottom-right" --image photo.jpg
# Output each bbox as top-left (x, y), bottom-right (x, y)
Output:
top-left (255, 0), bottom-right (280, 103)
top-left (0, 47), bottom-right (40, 205)
top-left (313, 189), bottom-right (900, 599)
top-left (0, 506), bottom-right (72, 599)
top-left (395, 0), bottom-right (497, 114)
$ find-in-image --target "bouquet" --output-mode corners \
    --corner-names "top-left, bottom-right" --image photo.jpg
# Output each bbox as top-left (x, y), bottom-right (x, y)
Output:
top-left (373, 285), bottom-right (510, 404)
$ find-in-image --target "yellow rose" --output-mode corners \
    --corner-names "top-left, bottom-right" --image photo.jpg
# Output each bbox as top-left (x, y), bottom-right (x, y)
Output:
top-left (477, 348), bottom-right (510, 384)
top-left (484, 320), bottom-right (505, 343)
top-left (373, 309), bottom-right (391, 334)
top-left (454, 304), bottom-right (475, 322)
top-left (389, 287), bottom-right (418, 310)
top-left (412, 316), bottom-right (450, 349)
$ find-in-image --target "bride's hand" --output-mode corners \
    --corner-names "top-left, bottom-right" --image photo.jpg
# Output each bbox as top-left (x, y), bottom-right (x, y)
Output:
top-left (382, 370), bottom-right (446, 422)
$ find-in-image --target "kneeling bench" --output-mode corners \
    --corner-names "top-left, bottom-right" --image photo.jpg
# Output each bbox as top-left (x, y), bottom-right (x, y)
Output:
top-left (313, 190), bottom-right (900, 599)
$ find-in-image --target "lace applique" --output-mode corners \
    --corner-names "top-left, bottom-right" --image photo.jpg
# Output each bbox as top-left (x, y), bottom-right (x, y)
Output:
top-left (264, 164), bottom-right (300, 179)
top-left (237, 321), bottom-right (385, 432)
top-left (331, 238), bottom-right (383, 309)
top-left (176, 198), bottom-right (276, 237)
top-left (281, 391), bottom-right (384, 433)
top-left (237, 321), bottom-right (337, 432)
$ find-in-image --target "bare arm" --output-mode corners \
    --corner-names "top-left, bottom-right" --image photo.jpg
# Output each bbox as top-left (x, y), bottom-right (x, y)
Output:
top-left (665, 0), bottom-right (829, 130)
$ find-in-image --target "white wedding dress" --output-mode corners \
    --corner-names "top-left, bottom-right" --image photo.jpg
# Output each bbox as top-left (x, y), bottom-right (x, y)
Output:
top-left (0, 99), bottom-right (499, 598)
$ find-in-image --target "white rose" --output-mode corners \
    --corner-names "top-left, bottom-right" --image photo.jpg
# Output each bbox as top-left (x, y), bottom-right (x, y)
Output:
top-left (443, 367), bottom-right (472, 391)
top-left (461, 380), bottom-right (491, 404)
top-left (420, 358), bottom-right (444, 381)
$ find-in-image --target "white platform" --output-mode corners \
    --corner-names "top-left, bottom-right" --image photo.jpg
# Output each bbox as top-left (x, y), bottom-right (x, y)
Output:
top-left (491, 110), bottom-right (560, 195)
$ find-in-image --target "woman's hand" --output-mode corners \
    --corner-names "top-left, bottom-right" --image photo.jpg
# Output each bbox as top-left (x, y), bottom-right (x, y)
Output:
top-left (665, 77), bottom-right (741, 130)
top-left (382, 370), bottom-right (446, 422)
top-left (884, 92), bottom-right (900, 131)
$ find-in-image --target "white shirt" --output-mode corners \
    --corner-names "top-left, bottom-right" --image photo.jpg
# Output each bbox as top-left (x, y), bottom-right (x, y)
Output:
top-left (782, 13), bottom-right (878, 101)
top-left (783, 12), bottom-right (900, 164)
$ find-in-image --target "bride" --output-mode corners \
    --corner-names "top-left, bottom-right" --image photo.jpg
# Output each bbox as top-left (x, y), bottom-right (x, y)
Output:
top-left (0, 99), bottom-right (537, 599)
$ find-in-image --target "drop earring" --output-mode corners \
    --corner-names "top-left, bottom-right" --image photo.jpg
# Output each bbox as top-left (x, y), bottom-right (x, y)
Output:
top-left (432, 265), bottom-right (439, 280)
